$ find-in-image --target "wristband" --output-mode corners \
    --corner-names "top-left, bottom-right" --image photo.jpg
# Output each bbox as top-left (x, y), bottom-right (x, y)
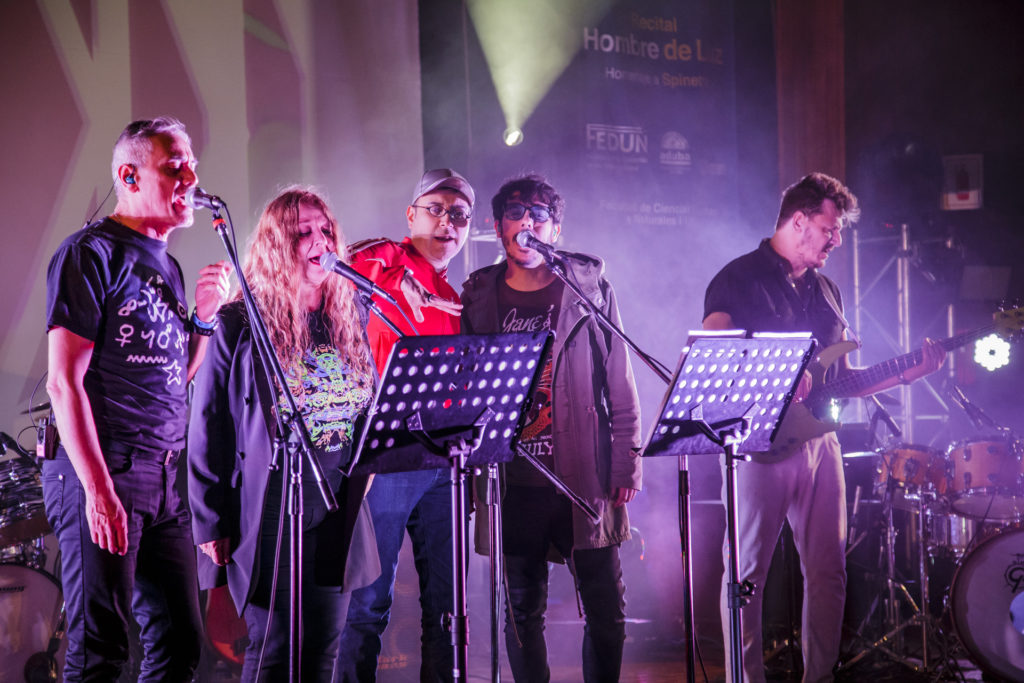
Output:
top-left (190, 307), bottom-right (217, 336)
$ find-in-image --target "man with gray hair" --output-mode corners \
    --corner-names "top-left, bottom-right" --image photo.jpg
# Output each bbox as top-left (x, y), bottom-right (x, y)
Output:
top-left (44, 117), bottom-right (232, 681)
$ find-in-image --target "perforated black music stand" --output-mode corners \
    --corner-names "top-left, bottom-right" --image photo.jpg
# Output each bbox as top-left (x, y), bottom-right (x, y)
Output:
top-left (643, 331), bottom-right (815, 682)
top-left (346, 331), bottom-right (551, 681)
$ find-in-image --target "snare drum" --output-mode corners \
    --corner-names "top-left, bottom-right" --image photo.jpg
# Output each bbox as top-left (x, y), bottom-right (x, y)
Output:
top-left (947, 438), bottom-right (1024, 520)
top-left (874, 445), bottom-right (947, 508)
top-left (950, 524), bottom-right (1024, 681)
top-left (0, 458), bottom-right (51, 546)
top-left (0, 563), bottom-right (66, 682)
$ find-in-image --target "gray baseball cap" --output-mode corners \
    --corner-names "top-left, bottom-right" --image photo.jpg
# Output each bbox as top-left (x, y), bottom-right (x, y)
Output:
top-left (412, 168), bottom-right (475, 207)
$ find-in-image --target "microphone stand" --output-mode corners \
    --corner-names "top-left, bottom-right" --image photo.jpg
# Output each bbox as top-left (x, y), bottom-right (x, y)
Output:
top-left (538, 249), bottom-right (701, 682)
top-left (354, 290), bottom-right (405, 337)
top-left (205, 206), bottom-right (337, 683)
top-left (867, 395), bottom-right (903, 441)
top-left (950, 384), bottom-right (1005, 433)
top-left (541, 252), bottom-right (669, 384)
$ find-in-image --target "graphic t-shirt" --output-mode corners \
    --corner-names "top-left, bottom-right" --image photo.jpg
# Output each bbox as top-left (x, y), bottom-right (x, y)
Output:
top-left (279, 312), bottom-right (375, 487)
top-left (46, 218), bottom-right (191, 450)
top-left (496, 277), bottom-right (563, 486)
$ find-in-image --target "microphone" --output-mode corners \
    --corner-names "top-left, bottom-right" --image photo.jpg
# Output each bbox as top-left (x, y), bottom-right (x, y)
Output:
top-left (184, 186), bottom-right (225, 210)
top-left (949, 384), bottom-right (997, 430)
top-left (867, 395), bottom-right (902, 439)
top-left (319, 252), bottom-right (397, 305)
top-left (515, 231), bottom-right (564, 265)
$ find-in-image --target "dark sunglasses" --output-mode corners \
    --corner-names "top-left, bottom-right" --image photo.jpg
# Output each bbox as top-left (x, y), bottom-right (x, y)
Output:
top-left (503, 203), bottom-right (552, 223)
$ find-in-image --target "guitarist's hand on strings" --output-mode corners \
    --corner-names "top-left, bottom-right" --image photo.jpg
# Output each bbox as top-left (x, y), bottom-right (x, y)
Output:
top-left (902, 337), bottom-right (946, 384)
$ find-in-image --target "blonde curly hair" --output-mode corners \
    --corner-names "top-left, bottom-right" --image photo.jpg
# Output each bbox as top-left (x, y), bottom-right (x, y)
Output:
top-left (241, 187), bottom-right (373, 379)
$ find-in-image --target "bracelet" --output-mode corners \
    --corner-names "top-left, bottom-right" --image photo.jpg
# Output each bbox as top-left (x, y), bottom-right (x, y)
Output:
top-left (190, 307), bottom-right (217, 336)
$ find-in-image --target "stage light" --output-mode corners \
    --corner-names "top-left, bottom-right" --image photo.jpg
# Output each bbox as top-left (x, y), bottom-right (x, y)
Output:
top-left (467, 0), bottom-right (614, 142)
top-left (974, 333), bottom-right (1010, 371)
top-left (503, 128), bottom-right (523, 146)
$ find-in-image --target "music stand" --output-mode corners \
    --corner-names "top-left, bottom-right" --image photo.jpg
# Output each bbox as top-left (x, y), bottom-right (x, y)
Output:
top-left (643, 331), bottom-right (815, 681)
top-left (347, 331), bottom-right (551, 680)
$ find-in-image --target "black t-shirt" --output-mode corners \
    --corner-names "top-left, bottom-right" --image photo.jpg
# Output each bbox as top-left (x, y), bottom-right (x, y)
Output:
top-left (496, 277), bottom-right (563, 486)
top-left (46, 218), bottom-right (191, 450)
top-left (704, 239), bottom-right (846, 351)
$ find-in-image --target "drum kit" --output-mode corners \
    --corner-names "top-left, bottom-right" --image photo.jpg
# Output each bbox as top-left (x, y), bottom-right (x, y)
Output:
top-left (0, 453), bottom-right (66, 683)
top-left (841, 432), bottom-right (1024, 680)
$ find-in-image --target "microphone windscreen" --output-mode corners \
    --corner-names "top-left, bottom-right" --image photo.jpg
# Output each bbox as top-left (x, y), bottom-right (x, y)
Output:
top-left (319, 251), bottom-right (339, 271)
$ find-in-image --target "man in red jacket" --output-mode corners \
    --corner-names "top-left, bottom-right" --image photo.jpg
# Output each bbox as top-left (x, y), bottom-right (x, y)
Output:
top-left (336, 169), bottom-right (474, 682)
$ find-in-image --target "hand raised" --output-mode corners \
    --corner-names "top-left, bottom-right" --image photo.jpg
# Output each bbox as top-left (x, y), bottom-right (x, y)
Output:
top-left (194, 260), bottom-right (234, 323)
top-left (400, 269), bottom-right (462, 323)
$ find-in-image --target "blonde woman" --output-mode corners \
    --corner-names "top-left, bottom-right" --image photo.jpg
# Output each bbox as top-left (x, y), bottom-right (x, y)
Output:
top-left (188, 187), bottom-right (378, 681)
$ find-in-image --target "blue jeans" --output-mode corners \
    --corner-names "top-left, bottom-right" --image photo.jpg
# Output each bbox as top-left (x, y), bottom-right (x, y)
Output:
top-left (502, 485), bottom-right (626, 683)
top-left (335, 468), bottom-right (454, 682)
top-left (41, 446), bottom-right (202, 682)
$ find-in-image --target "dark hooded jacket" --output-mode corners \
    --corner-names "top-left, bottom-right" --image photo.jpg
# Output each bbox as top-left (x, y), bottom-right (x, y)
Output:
top-left (461, 252), bottom-right (642, 553)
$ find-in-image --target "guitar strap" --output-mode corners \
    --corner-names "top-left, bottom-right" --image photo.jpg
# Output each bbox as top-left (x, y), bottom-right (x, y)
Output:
top-left (813, 270), bottom-right (859, 343)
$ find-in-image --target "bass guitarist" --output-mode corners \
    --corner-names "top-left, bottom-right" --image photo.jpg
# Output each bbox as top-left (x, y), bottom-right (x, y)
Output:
top-left (702, 172), bottom-right (945, 683)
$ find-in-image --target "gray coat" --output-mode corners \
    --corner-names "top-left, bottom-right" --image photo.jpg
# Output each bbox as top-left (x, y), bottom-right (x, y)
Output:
top-left (461, 253), bottom-right (642, 553)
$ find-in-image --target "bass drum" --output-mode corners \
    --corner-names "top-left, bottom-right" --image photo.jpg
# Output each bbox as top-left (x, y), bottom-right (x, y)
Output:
top-left (951, 524), bottom-right (1024, 681)
top-left (0, 563), bottom-right (66, 682)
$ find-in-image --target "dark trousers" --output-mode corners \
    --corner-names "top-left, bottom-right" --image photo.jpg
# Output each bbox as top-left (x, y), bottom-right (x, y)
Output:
top-left (41, 447), bottom-right (202, 682)
top-left (241, 472), bottom-right (349, 683)
top-left (336, 468), bottom-right (454, 682)
top-left (502, 485), bottom-right (626, 683)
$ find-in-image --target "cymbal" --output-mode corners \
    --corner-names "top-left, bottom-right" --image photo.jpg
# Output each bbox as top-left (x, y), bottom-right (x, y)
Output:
top-left (842, 450), bottom-right (879, 459)
top-left (20, 401), bottom-right (50, 414)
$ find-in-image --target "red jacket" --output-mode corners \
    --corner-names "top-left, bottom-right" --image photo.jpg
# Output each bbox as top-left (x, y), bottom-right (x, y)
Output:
top-left (349, 237), bottom-right (461, 375)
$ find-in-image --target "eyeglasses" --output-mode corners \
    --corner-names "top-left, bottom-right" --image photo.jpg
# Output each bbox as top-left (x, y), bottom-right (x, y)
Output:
top-left (503, 203), bottom-right (552, 223)
top-left (412, 203), bottom-right (472, 225)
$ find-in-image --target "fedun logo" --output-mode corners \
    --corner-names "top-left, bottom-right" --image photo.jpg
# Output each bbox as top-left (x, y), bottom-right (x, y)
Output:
top-left (585, 124), bottom-right (648, 157)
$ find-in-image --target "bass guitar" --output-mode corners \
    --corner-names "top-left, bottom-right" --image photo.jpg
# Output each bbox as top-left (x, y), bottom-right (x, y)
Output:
top-left (760, 306), bottom-right (1024, 459)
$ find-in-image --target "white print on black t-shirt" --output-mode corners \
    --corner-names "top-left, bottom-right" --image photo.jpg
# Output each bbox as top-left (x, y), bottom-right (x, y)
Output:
top-left (126, 355), bottom-right (168, 364)
top-left (162, 359), bottom-right (184, 386)
top-left (501, 304), bottom-right (555, 333)
top-left (112, 274), bottom-right (188, 386)
top-left (519, 436), bottom-right (553, 458)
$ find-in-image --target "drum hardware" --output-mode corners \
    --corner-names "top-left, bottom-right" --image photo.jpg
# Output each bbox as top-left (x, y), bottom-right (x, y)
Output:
top-left (925, 509), bottom-right (982, 560)
top-left (0, 536), bottom-right (48, 569)
top-left (23, 602), bottom-right (65, 683)
top-left (0, 456), bottom-right (52, 548)
top-left (838, 477), bottom-right (958, 677)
